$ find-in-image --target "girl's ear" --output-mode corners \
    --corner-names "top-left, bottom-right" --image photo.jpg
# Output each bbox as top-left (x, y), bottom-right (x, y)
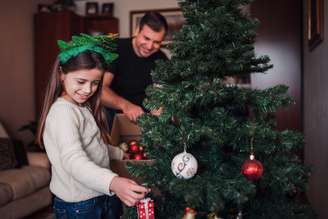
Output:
top-left (59, 66), bottom-right (65, 81)
top-left (60, 72), bottom-right (65, 82)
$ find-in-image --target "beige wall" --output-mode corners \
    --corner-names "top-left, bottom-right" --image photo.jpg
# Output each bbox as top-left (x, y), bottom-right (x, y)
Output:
top-left (0, 0), bottom-right (49, 142)
top-left (303, 0), bottom-right (328, 218)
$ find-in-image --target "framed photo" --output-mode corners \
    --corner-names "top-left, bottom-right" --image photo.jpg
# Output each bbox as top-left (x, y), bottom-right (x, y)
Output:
top-left (38, 4), bottom-right (50, 13)
top-left (130, 8), bottom-right (185, 42)
top-left (86, 2), bottom-right (99, 15)
top-left (102, 3), bottom-right (114, 16)
top-left (307, 0), bottom-right (324, 51)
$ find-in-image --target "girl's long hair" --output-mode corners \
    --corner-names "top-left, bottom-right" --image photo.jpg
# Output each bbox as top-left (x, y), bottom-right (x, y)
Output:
top-left (36, 52), bottom-right (111, 146)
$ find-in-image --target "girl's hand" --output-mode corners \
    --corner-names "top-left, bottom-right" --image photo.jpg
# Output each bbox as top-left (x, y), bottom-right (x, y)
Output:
top-left (150, 107), bottom-right (163, 116)
top-left (109, 176), bottom-right (150, 206)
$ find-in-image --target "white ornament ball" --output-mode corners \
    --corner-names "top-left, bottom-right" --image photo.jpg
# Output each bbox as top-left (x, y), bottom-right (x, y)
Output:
top-left (171, 151), bottom-right (198, 179)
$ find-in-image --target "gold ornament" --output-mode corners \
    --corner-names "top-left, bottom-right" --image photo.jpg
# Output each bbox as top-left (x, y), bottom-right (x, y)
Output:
top-left (208, 212), bottom-right (223, 219)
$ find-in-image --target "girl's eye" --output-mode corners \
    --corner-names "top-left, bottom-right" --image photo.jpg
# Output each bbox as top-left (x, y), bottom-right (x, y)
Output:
top-left (77, 80), bottom-right (85, 84)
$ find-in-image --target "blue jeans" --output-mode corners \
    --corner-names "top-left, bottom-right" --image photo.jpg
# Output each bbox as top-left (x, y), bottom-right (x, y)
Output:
top-left (53, 195), bottom-right (122, 219)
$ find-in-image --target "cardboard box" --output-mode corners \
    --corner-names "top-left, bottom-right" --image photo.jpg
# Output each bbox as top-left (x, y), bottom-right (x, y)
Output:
top-left (110, 113), bottom-right (141, 146)
top-left (110, 114), bottom-right (152, 182)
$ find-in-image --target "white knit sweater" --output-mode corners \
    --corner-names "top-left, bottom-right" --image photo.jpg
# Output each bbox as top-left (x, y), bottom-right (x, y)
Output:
top-left (43, 97), bottom-right (123, 202)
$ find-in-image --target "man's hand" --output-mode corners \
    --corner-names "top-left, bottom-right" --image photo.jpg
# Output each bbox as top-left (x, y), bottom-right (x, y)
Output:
top-left (110, 176), bottom-right (150, 207)
top-left (102, 72), bottom-right (144, 122)
top-left (122, 102), bottom-right (144, 122)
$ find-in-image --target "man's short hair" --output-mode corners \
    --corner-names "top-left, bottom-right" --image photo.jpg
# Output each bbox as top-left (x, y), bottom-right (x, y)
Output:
top-left (139, 11), bottom-right (168, 33)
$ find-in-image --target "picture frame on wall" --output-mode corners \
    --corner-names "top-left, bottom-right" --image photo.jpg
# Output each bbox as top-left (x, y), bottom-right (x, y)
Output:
top-left (86, 2), bottom-right (99, 15)
top-left (38, 4), bottom-right (51, 13)
top-left (130, 8), bottom-right (185, 43)
top-left (307, 0), bottom-right (324, 51)
top-left (102, 3), bottom-right (114, 16)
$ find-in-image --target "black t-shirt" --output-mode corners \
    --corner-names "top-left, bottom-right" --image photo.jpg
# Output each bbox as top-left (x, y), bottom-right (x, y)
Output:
top-left (109, 38), bottom-right (167, 107)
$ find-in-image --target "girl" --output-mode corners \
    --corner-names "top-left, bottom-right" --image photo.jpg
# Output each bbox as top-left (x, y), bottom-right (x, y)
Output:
top-left (36, 34), bottom-right (149, 219)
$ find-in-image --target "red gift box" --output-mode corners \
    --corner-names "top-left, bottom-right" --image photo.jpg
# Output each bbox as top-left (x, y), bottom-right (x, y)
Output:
top-left (137, 198), bottom-right (155, 219)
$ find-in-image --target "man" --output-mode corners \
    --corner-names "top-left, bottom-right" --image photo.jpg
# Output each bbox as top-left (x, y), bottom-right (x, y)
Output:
top-left (102, 11), bottom-right (168, 124)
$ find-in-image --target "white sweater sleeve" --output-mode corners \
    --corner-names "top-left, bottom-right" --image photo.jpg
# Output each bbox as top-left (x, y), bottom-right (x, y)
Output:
top-left (46, 105), bottom-right (117, 195)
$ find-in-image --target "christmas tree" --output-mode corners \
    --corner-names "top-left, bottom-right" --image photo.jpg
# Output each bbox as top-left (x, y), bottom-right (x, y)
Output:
top-left (125, 0), bottom-right (315, 218)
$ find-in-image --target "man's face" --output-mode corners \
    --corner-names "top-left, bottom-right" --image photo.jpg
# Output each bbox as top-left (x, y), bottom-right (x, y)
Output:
top-left (133, 24), bottom-right (166, 58)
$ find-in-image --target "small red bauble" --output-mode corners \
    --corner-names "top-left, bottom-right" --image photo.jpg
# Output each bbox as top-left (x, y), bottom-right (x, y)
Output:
top-left (139, 145), bottom-right (144, 152)
top-left (134, 153), bottom-right (143, 160)
top-left (130, 144), bottom-right (140, 152)
top-left (242, 154), bottom-right (264, 181)
top-left (129, 140), bottom-right (138, 146)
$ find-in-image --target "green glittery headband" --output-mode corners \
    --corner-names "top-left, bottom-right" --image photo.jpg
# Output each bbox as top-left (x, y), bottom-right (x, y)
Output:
top-left (57, 33), bottom-right (119, 65)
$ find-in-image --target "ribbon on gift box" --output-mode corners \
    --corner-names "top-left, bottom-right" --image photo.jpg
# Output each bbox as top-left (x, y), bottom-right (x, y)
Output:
top-left (137, 198), bottom-right (155, 219)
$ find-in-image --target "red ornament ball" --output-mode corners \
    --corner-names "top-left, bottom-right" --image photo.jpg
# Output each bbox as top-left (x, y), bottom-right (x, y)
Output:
top-left (130, 144), bottom-right (140, 152)
top-left (134, 153), bottom-right (143, 160)
top-left (139, 145), bottom-right (144, 152)
top-left (129, 140), bottom-right (138, 146)
top-left (242, 155), bottom-right (264, 181)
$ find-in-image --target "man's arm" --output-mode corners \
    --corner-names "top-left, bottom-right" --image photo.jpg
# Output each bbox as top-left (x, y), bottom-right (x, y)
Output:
top-left (101, 72), bottom-right (144, 121)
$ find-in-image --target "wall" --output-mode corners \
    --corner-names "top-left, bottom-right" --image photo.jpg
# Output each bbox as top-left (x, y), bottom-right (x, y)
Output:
top-left (75, 0), bottom-right (179, 37)
top-left (0, 0), bottom-right (51, 143)
top-left (303, 0), bottom-right (328, 218)
top-left (251, 0), bottom-right (302, 131)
